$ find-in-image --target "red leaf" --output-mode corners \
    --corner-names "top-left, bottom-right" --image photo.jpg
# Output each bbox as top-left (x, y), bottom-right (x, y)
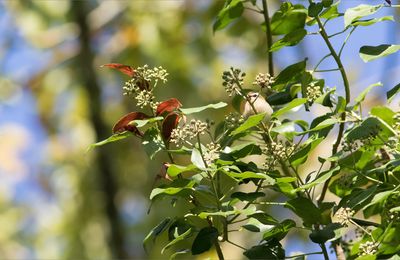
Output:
top-left (102, 63), bottom-right (135, 77)
top-left (161, 112), bottom-right (181, 140)
top-left (112, 112), bottom-right (149, 137)
top-left (156, 98), bottom-right (182, 116)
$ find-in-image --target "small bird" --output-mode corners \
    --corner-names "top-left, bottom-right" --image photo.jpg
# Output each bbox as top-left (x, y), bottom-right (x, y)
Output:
top-left (243, 92), bottom-right (273, 122)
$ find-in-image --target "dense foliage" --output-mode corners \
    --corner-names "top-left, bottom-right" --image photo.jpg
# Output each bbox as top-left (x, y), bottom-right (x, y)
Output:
top-left (94, 1), bottom-right (400, 259)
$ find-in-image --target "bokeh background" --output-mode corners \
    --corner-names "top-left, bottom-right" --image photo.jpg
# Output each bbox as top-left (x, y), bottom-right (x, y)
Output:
top-left (0, 0), bottom-right (399, 259)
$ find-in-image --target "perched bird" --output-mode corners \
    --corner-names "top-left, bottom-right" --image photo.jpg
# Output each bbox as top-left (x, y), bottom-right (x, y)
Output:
top-left (243, 92), bottom-right (273, 122)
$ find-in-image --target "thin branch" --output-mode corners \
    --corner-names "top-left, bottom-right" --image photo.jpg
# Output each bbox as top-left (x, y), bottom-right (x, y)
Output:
top-left (262, 0), bottom-right (274, 76)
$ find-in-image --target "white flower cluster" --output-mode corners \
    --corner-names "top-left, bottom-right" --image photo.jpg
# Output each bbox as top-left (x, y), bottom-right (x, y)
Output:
top-left (359, 241), bottom-right (378, 256)
top-left (170, 119), bottom-right (208, 146)
top-left (122, 65), bottom-right (168, 110)
top-left (335, 207), bottom-right (355, 227)
top-left (253, 73), bottom-right (274, 90)
top-left (203, 143), bottom-right (221, 165)
top-left (306, 82), bottom-right (322, 102)
top-left (262, 140), bottom-right (294, 170)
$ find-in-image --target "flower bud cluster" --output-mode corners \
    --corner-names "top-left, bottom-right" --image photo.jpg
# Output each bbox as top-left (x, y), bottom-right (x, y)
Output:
top-left (136, 65), bottom-right (168, 83)
top-left (262, 140), bottom-right (294, 170)
top-left (204, 143), bottom-right (221, 165)
top-left (306, 82), bottom-right (322, 102)
top-left (253, 73), bottom-right (274, 90)
top-left (170, 119), bottom-right (208, 146)
top-left (225, 112), bottom-right (244, 128)
top-left (359, 241), bottom-right (378, 256)
top-left (222, 67), bottom-right (245, 96)
top-left (335, 207), bottom-right (355, 227)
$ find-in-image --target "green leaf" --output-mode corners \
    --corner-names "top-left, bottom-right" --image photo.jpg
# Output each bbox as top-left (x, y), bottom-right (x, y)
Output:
top-left (289, 137), bottom-right (323, 167)
top-left (322, 0), bottom-right (333, 7)
top-left (161, 228), bottom-right (192, 254)
top-left (249, 212), bottom-right (279, 225)
top-left (354, 82), bottom-right (382, 109)
top-left (225, 171), bottom-right (270, 181)
top-left (315, 87), bottom-right (335, 107)
top-left (231, 192), bottom-right (265, 202)
top-left (370, 106), bottom-right (395, 125)
top-left (387, 83), bottom-right (400, 102)
top-left (87, 131), bottom-right (133, 151)
top-left (167, 164), bottom-right (198, 178)
top-left (170, 249), bottom-right (190, 260)
top-left (133, 117), bottom-right (164, 127)
top-left (344, 4), bottom-right (383, 28)
top-left (150, 179), bottom-right (195, 200)
top-left (180, 102), bottom-right (227, 114)
top-left (308, 2), bottom-right (323, 17)
top-left (191, 148), bottom-right (206, 170)
top-left (298, 118), bottom-right (338, 135)
top-left (359, 44), bottom-right (400, 62)
top-left (226, 143), bottom-right (262, 158)
top-left (320, 1), bottom-right (341, 20)
top-left (273, 60), bottom-right (307, 89)
top-left (352, 16), bottom-right (394, 26)
top-left (294, 166), bottom-right (340, 192)
top-left (213, 0), bottom-right (244, 32)
top-left (270, 29), bottom-right (307, 52)
top-left (285, 197), bottom-right (321, 226)
top-left (230, 113), bottom-right (266, 136)
top-left (309, 223), bottom-right (342, 244)
top-left (243, 241), bottom-right (285, 259)
top-left (262, 219), bottom-right (296, 241)
top-left (270, 2), bottom-right (307, 35)
top-left (191, 227), bottom-right (219, 255)
top-left (272, 98), bottom-right (307, 118)
top-left (142, 128), bottom-right (164, 159)
top-left (346, 117), bottom-right (396, 142)
top-left (143, 218), bottom-right (172, 253)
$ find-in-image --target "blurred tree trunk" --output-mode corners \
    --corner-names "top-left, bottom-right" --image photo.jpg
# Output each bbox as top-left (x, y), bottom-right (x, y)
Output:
top-left (70, 2), bottom-right (127, 258)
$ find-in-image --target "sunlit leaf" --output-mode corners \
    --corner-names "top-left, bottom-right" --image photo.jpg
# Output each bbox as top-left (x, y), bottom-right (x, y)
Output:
top-left (150, 179), bottom-right (196, 200)
top-left (351, 16), bottom-right (393, 26)
top-left (213, 0), bottom-right (244, 32)
top-left (270, 2), bottom-right (307, 35)
top-left (142, 128), bottom-right (165, 159)
top-left (87, 131), bottom-right (133, 151)
top-left (270, 29), bottom-right (307, 52)
top-left (359, 44), bottom-right (400, 62)
top-left (167, 164), bottom-right (197, 178)
top-left (230, 113), bottom-right (266, 136)
top-left (272, 98), bottom-right (307, 118)
top-left (387, 83), bottom-right (400, 102)
top-left (344, 4), bottom-right (383, 28)
top-left (161, 228), bottom-right (192, 254)
top-left (191, 148), bottom-right (206, 170)
top-left (180, 102), bottom-right (227, 114)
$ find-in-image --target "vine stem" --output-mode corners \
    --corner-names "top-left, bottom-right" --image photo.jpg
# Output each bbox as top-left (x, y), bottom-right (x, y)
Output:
top-left (313, 15), bottom-right (351, 206)
top-left (262, 0), bottom-right (274, 76)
